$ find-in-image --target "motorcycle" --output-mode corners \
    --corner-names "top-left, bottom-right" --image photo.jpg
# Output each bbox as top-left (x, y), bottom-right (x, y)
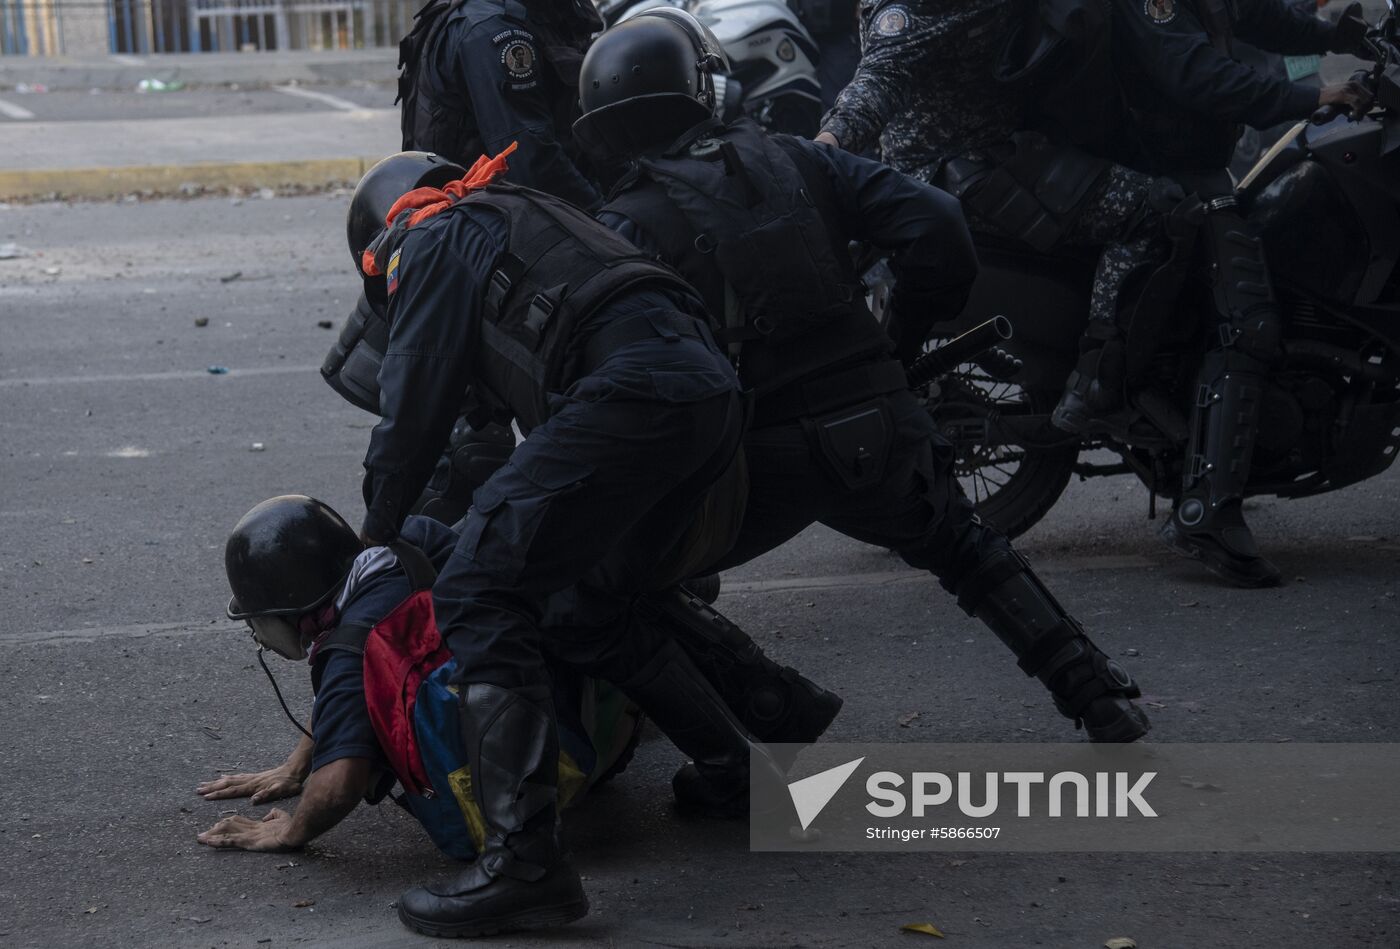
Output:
top-left (926, 9), bottom-right (1400, 540)
top-left (597, 0), bottom-right (824, 135)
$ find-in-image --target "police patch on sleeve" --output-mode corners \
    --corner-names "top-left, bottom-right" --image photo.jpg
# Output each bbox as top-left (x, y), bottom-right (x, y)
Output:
top-left (872, 5), bottom-right (910, 37)
top-left (494, 28), bottom-right (540, 89)
top-left (1143, 0), bottom-right (1176, 24)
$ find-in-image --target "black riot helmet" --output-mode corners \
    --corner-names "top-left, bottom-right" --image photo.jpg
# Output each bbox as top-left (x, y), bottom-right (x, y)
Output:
top-left (578, 8), bottom-right (729, 124)
top-left (346, 151), bottom-right (465, 278)
top-left (225, 495), bottom-right (363, 622)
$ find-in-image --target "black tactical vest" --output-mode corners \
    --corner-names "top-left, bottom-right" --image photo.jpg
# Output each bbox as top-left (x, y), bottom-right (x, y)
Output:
top-left (602, 119), bottom-right (884, 395)
top-left (396, 0), bottom-right (590, 164)
top-left (465, 183), bottom-right (702, 431)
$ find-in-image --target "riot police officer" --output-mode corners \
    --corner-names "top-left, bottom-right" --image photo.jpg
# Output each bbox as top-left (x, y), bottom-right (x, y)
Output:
top-left (573, 10), bottom-right (1151, 747)
top-left (1102, 0), bottom-right (1372, 587)
top-left (814, 0), bottom-right (1174, 457)
top-left (396, 0), bottom-right (602, 208)
top-left (345, 151), bottom-right (786, 937)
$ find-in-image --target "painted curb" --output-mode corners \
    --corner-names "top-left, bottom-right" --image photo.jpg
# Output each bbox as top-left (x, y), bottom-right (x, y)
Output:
top-left (0, 156), bottom-right (386, 200)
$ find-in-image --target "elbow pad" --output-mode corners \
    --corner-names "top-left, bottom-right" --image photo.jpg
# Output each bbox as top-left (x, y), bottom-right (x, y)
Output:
top-left (322, 291), bottom-right (389, 415)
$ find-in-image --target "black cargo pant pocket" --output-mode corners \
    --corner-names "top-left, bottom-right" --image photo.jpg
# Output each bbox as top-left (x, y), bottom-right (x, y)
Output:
top-left (803, 398), bottom-right (895, 493)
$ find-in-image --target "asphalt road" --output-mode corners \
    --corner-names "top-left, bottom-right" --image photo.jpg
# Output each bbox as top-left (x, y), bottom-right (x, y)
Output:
top-left (2, 195), bottom-right (1398, 949)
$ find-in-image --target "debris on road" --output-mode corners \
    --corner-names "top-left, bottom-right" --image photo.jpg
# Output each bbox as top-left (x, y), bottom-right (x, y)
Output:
top-left (194, 317), bottom-right (209, 327)
top-left (900, 921), bottom-right (945, 937)
top-left (250, 442), bottom-right (266, 452)
top-left (317, 320), bottom-right (334, 329)
top-left (206, 365), bottom-right (229, 375)
top-left (293, 899), bottom-right (315, 909)
top-left (1104, 939), bottom-right (1137, 949)
top-left (136, 78), bottom-right (184, 93)
top-left (42, 266), bottom-right (60, 276)
top-left (0, 243), bottom-right (23, 260)
top-left (219, 271), bottom-right (243, 284)
top-left (898, 711), bottom-right (921, 727)
top-left (14, 82), bottom-right (47, 94)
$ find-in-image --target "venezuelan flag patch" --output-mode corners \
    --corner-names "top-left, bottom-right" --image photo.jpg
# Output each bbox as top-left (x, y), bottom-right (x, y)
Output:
top-left (386, 248), bottom-right (402, 295)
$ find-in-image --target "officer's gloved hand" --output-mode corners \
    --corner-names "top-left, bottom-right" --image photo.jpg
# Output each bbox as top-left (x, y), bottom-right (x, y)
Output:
top-left (1146, 176), bottom-right (1187, 216)
top-left (1330, 3), bottom-right (1374, 60)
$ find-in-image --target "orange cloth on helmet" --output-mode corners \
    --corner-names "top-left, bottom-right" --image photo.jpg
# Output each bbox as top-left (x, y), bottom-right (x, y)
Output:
top-left (361, 142), bottom-right (518, 277)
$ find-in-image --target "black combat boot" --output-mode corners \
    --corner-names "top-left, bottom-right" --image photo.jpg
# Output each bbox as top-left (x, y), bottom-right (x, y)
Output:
top-left (637, 587), bottom-right (843, 752)
top-left (954, 549), bottom-right (1150, 742)
top-left (1159, 355), bottom-right (1280, 587)
top-left (616, 639), bottom-right (790, 818)
top-left (1051, 333), bottom-right (1128, 435)
top-left (396, 684), bottom-right (588, 938)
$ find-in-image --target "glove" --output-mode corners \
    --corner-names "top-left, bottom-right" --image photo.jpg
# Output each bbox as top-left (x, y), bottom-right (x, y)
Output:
top-left (1330, 3), bottom-right (1374, 60)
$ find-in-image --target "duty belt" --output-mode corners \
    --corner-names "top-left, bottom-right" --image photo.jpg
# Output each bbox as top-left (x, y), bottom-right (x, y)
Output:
top-left (578, 309), bottom-right (717, 375)
top-left (751, 359), bottom-right (907, 429)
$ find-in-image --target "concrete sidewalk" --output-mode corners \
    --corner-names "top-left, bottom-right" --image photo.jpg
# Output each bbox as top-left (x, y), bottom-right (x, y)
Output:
top-left (0, 51), bottom-right (401, 200)
top-left (0, 109), bottom-right (400, 200)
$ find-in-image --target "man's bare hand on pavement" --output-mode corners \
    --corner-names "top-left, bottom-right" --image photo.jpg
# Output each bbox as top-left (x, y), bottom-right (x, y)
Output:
top-left (197, 809), bottom-right (301, 852)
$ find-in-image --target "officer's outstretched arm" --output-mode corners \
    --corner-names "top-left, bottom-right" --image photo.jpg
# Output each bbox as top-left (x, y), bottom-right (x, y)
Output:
top-left (361, 227), bottom-right (478, 543)
top-left (1114, 0), bottom-right (1319, 127)
top-left (196, 757), bottom-right (372, 852)
top-left (817, 2), bottom-right (938, 155)
top-left (196, 733), bottom-right (312, 804)
top-left (458, 21), bottom-right (601, 209)
top-left (801, 139), bottom-right (978, 358)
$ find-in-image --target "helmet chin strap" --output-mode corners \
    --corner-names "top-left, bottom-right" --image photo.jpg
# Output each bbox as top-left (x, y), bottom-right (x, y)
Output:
top-left (258, 647), bottom-right (313, 740)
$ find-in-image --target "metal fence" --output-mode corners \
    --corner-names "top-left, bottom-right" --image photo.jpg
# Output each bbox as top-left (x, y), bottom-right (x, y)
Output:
top-left (0, 0), bottom-right (418, 56)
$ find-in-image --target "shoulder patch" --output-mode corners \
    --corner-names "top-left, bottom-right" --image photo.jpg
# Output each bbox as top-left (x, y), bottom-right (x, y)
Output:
top-left (387, 248), bottom-right (402, 296)
top-left (872, 4), bottom-right (911, 37)
top-left (493, 28), bottom-right (540, 89)
top-left (1143, 0), bottom-right (1176, 24)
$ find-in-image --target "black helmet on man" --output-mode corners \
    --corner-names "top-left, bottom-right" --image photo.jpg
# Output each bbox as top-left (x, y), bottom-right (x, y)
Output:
top-left (578, 8), bottom-right (729, 124)
top-left (226, 495), bottom-right (362, 659)
top-left (346, 151), bottom-right (465, 278)
top-left (225, 495), bottom-right (363, 662)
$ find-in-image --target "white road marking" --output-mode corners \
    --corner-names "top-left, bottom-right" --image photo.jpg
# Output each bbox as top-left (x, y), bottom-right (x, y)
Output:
top-left (7, 558), bottom-right (1163, 646)
top-left (273, 84), bottom-right (365, 112)
top-left (0, 97), bottom-right (36, 120)
top-left (0, 364), bottom-right (320, 388)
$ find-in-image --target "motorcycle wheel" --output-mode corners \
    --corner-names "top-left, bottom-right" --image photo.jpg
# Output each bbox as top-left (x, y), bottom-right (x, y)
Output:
top-left (928, 364), bottom-right (1077, 539)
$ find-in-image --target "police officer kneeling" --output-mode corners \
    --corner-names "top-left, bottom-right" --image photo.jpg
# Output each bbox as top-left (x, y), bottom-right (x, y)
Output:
top-left (572, 10), bottom-right (1150, 745)
top-left (345, 150), bottom-right (783, 936)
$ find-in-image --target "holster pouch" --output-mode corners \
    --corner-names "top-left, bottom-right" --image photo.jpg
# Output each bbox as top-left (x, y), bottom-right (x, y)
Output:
top-left (942, 134), bottom-right (1109, 254)
top-left (321, 291), bottom-right (389, 415)
top-left (805, 398), bottom-right (895, 492)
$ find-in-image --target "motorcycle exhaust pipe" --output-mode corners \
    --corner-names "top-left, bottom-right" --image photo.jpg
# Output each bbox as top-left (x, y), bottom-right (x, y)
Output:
top-left (906, 315), bottom-right (1014, 388)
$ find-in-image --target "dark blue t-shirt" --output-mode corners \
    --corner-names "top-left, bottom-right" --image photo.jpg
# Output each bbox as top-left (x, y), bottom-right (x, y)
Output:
top-left (308, 516), bottom-right (459, 777)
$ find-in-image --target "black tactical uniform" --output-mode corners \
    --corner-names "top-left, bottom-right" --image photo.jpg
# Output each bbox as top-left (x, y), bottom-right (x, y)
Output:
top-left (397, 0), bottom-right (602, 208)
top-left (350, 160), bottom-right (791, 937)
top-left (1106, 0), bottom-right (1345, 586)
top-left (575, 10), bottom-right (1150, 746)
top-left (819, 0), bottom-right (1169, 419)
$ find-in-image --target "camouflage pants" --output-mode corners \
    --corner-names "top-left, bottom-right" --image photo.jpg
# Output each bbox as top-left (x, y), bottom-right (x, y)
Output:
top-left (967, 161), bottom-right (1167, 333)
